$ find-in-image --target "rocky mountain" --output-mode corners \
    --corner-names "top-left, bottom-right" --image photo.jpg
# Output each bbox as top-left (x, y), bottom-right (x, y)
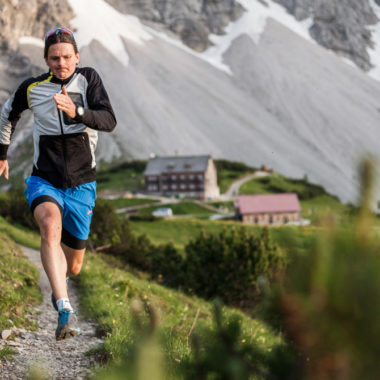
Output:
top-left (2, 0), bottom-right (380, 204)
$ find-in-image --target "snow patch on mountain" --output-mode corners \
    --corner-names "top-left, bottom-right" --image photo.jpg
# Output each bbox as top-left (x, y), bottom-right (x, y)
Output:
top-left (19, 37), bottom-right (44, 48)
top-left (200, 0), bottom-right (313, 74)
top-left (67, 0), bottom-right (152, 66)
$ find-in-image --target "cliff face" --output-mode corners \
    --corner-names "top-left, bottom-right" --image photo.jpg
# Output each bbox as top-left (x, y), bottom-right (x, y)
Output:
top-left (0, 0), bottom-right (73, 97)
top-left (104, 0), bottom-right (245, 51)
top-left (273, 0), bottom-right (378, 70)
top-left (0, 0), bottom-right (73, 51)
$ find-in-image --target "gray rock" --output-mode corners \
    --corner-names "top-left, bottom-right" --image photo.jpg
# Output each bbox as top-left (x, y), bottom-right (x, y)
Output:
top-left (273, 0), bottom-right (378, 70)
top-left (104, 0), bottom-right (244, 51)
top-left (1, 330), bottom-right (12, 340)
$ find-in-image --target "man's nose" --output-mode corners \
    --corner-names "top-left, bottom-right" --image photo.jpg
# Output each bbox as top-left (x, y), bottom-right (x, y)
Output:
top-left (57, 57), bottom-right (65, 65)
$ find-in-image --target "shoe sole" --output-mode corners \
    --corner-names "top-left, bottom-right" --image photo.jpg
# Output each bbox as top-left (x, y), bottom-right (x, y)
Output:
top-left (56, 326), bottom-right (80, 341)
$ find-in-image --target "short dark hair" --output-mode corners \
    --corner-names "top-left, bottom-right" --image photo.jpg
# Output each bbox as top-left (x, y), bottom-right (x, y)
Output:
top-left (44, 33), bottom-right (78, 59)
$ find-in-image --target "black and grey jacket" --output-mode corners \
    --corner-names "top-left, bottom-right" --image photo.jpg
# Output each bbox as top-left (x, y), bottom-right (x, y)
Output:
top-left (0, 67), bottom-right (116, 188)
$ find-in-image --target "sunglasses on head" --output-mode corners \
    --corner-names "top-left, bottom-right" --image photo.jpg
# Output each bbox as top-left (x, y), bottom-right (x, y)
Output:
top-left (45, 27), bottom-right (75, 41)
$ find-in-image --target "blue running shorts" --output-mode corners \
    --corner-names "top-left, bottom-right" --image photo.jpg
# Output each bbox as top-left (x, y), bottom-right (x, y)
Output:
top-left (25, 176), bottom-right (97, 249)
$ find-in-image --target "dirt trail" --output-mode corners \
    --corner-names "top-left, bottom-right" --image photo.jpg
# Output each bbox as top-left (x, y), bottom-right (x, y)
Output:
top-left (0, 246), bottom-right (103, 380)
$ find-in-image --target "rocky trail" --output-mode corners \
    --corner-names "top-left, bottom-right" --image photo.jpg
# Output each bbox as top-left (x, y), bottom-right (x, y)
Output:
top-left (0, 247), bottom-right (103, 380)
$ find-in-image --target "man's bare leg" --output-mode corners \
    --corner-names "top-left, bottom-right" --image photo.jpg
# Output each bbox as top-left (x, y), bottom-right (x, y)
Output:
top-left (61, 242), bottom-right (85, 277)
top-left (34, 202), bottom-right (68, 300)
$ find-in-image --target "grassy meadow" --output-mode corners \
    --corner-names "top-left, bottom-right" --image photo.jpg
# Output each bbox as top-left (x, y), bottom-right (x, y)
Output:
top-left (0, 218), bottom-right (41, 333)
top-left (77, 251), bottom-right (284, 379)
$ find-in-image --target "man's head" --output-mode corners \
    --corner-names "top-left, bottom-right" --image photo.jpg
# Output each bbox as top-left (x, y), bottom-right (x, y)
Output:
top-left (44, 27), bottom-right (79, 80)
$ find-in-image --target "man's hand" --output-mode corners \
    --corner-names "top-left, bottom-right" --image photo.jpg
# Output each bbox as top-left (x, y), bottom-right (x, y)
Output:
top-left (54, 87), bottom-right (76, 119)
top-left (0, 160), bottom-right (9, 180)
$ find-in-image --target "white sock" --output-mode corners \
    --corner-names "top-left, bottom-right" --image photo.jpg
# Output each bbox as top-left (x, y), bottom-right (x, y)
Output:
top-left (56, 298), bottom-right (73, 312)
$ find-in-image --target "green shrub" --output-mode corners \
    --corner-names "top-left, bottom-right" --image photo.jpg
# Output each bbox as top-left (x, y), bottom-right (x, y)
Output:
top-left (0, 189), bottom-right (37, 231)
top-left (151, 243), bottom-right (184, 286)
top-left (89, 199), bottom-right (130, 247)
top-left (261, 159), bottom-right (380, 379)
top-left (183, 228), bottom-right (285, 304)
top-left (129, 214), bottom-right (158, 222)
top-left (214, 159), bottom-right (255, 172)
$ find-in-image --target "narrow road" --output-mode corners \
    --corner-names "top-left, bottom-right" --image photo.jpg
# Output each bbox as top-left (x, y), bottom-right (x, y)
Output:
top-left (220, 171), bottom-right (269, 200)
top-left (0, 247), bottom-right (103, 380)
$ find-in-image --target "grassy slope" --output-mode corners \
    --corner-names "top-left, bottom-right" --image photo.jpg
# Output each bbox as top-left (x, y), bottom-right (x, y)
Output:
top-left (130, 218), bottom-right (314, 255)
top-left (104, 197), bottom-right (159, 209)
top-left (78, 252), bottom-right (282, 378)
top-left (96, 162), bottom-right (146, 193)
top-left (0, 224), bottom-right (41, 331)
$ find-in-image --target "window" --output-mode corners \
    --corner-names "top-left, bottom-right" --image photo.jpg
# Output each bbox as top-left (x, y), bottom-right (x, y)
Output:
top-left (189, 183), bottom-right (195, 190)
top-left (171, 184), bottom-right (177, 190)
top-left (180, 184), bottom-right (186, 190)
top-left (189, 174), bottom-right (195, 180)
top-left (198, 174), bottom-right (204, 180)
top-left (180, 174), bottom-right (186, 180)
top-left (171, 175), bottom-right (177, 180)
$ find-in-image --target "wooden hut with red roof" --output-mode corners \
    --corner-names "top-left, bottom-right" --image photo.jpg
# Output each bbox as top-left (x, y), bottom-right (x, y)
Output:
top-left (235, 193), bottom-right (301, 225)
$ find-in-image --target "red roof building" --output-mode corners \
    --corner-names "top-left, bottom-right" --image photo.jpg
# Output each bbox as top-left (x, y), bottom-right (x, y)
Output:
top-left (235, 193), bottom-right (301, 225)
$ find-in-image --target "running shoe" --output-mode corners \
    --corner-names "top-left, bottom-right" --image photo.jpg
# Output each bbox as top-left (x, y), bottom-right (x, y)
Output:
top-left (51, 278), bottom-right (69, 311)
top-left (55, 309), bottom-right (80, 341)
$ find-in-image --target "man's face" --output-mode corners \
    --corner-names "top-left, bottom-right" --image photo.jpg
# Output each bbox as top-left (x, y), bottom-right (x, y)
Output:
top-left (45, 43), bottom-right (79, 80)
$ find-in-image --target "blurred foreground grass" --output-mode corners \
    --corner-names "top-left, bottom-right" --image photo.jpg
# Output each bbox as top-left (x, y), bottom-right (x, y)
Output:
top-left (77, 252), bottom-right (284, 379)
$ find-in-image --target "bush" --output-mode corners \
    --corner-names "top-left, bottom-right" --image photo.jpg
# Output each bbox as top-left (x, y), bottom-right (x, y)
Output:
top-left (151, 243), bottom-right (184, 287)
top-left (89, 199), bottom-right (131, 247)
top-left (260, 159), bottom-right (380, 379)
top-left (0, 189), bottom-right (37, 231)
top-left (214, 159), bottom-right (255, 173)
top-left (182, 228), bottom-right (285, 305)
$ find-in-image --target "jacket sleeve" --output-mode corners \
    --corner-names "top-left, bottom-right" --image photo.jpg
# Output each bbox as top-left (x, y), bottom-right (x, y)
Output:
top-left (81, 68), bottom-right (117, 132)
top-left (0, 79), bottom-right (30, 160)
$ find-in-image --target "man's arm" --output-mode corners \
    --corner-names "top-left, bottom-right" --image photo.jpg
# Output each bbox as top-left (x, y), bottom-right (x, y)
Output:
top-left (0, 160), bottom-right (9, 180)
top-left (78, 68), bottom-right (117, 132)
top-left (0, 79), bottom-right (31, 179)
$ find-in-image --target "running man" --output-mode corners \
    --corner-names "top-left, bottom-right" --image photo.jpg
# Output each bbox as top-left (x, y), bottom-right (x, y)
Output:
top-left (0, 27), bottom-right (117, 340)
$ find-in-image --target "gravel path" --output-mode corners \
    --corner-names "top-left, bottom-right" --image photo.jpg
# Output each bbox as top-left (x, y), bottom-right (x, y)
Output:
top-left (0, 246), bottom-right (103, 380)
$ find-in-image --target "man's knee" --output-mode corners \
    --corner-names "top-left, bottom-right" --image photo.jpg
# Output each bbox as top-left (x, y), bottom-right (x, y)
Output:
top-left (38, 216), bottom-right (62, 243)
top-left (69, 261), bottom-right (82, 276)
top-left (34, 203), bottom-right (62, 243)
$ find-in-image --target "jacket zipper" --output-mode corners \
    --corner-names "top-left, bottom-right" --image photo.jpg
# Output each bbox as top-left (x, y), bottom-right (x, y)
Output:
top-left (57, 85), bottom-right (70, 187)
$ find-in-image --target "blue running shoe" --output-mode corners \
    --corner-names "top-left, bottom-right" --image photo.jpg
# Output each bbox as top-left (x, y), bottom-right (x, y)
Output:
top-left (51, 278), bottom-right (69, 311)
top-left (55, 309), bottom-right (80, 341)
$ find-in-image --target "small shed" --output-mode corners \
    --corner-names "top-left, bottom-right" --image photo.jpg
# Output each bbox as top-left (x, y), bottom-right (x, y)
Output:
top-left (235, 193), bottom-right (301, 225)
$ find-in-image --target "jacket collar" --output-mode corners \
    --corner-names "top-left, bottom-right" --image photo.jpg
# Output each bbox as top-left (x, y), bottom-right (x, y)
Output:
top-left (49, 68), bottom-right (77, 85)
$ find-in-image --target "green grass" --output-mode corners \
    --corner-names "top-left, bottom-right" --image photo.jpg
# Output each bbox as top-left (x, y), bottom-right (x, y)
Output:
top-left (130, 218), bottom-right (315, 255)
top-left (0, 346), bottom-right (17, 360)
top-left (215, 159), bottom-right (256, 194)
top-left (78, 252), bottom-right (282, 378)
top-left (138, 202), bottom-right (215, 217)
top-left (206, 200), bottom-right (234, 212)
top-left (0, 216), bottom-right (40, 250)
top-left (96, 161), bottom-right (146, 193)
top-left (239, 173), bottom-right (317, 195)
top-left (0, 230), bottom-right (41, 331)
top-left (103, 197), bottom-right (159, 209)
